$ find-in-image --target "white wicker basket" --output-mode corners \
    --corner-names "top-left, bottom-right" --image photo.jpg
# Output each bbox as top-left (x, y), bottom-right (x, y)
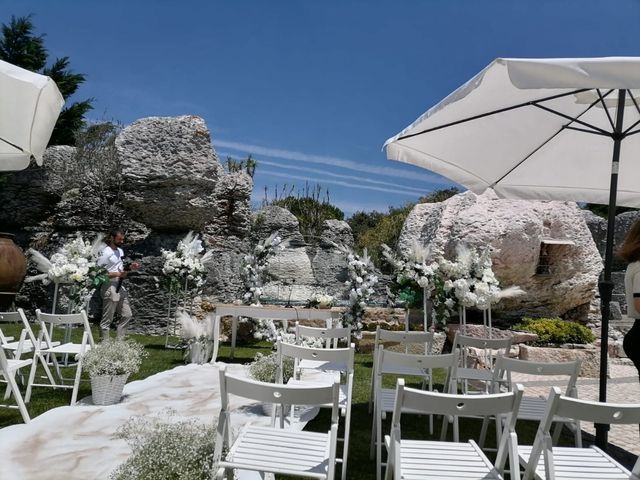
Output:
top-left (91, 374), bottom-right (128, 405)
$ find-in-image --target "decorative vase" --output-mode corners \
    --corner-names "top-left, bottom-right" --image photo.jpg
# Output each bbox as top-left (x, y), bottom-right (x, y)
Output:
top-left (91, 374), bottom-right (128, 405)
top-left (188, 340), bottom-right (213, 364)
top-left (0, 233), bottom-right (27, 309)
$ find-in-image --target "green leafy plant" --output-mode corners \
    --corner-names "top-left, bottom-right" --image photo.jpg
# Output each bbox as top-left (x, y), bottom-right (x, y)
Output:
top-left (110, 410), bottom-right (215, 480)
top-left (513, 317), bottom-right (595, 345)
top-left (83, 339), bottom-right (148, 377)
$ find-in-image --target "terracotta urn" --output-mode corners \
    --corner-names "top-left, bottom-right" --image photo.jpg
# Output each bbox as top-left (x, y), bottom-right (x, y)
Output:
top-left (0, 233), bottom-right (27, 309)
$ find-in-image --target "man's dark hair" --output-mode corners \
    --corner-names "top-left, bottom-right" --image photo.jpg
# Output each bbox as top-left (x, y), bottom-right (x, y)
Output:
top-left (107, 228), bottom-right (125, 242)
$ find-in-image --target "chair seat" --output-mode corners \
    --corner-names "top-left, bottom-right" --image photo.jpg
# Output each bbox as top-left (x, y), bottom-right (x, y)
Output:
top-left (518, 445), bottom-right (631, 479)
top-left (44, 343), bottom-right (91, 355)
top-left (3, 339), bottom-right (60, 353)
top-left (221, 425), bottom-right (331, 479)
top-left (298, 358), bottom-right (348, 372)
top-left (517, 396), bottom-right (574, 423)
top-left (387, 437), bottom-right (502, 479)
top-left (456, 367), bottom-right (495, 382)
top-left (5, 358), bottom-right (31, 374)
top-left (380, 362), bottom-right (431, 379)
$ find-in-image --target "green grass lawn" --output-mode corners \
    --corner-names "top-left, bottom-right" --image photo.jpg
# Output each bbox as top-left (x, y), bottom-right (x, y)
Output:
top-left (0, 325), bottom-right (586, 479)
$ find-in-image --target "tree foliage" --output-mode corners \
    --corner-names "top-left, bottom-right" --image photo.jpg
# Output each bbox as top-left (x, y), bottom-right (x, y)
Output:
top-left (265, 183), bottom-right (344, 244)
top-left (348, 187), bottom-right (460, 270)
top-left (0, 14), bottom-right (93, 146)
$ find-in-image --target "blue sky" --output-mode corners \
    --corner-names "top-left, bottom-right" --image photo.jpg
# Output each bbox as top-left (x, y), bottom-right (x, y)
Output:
top-left (2, 0), bottom-right (639, 216)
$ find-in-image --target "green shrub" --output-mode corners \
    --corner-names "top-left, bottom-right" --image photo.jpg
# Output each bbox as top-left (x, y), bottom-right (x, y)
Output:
top-left (513, 317), bottom-right (594, 345)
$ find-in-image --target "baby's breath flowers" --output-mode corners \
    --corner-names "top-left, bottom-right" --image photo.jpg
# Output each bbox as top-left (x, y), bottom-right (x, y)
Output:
top-left (82, 339), bottom-right (147, 377)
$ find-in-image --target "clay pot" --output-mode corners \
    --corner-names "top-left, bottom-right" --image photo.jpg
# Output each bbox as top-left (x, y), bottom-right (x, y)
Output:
top-left (0, 233), bottom-right (27, 309)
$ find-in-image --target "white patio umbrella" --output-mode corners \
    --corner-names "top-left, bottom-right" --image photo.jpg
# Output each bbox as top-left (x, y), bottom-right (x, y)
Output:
top-left (385, 57), bottom-right (640, 449)
top-left (0, 59), bottom-right (64, 171)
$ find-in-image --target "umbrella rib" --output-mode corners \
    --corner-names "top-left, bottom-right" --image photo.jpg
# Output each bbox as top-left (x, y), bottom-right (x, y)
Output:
top-left (622, 90), bottom-right (640, 136)
top-left (492, 93), bottom-right (612, 187)
top-left (531, 103), bottom-right (611, 136)
top-left (596, 89), bottom-right (616, 130)
top-left (563, 125), bottom-right (611, 137)
top-left (0, 136), bottom-right (25, 152)
top-left (396, 88), bottom-right (590, 141)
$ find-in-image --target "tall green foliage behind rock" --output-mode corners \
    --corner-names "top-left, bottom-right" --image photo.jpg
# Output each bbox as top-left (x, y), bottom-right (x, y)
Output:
top-left (348, 187), bottom-right (459, 270)
top-left (267, 183), bottom-right (344, 244)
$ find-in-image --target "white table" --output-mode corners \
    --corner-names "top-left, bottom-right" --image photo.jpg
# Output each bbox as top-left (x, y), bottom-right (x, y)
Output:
top-left (209, 304), bottom-right (339, 363)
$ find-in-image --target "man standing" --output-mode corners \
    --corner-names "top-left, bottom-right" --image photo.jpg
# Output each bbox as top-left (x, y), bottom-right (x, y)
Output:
top-left (97, 229), bottom-right (138, 340)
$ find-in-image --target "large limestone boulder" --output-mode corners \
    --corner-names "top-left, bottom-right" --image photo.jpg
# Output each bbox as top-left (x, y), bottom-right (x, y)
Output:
top-left (116, 116), bottom-right (224, 231)
top-left (399, 190), bottom-right (602, 319)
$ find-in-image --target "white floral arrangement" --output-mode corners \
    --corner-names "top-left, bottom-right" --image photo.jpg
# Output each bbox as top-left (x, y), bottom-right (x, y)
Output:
top-left (160, 232), bottom-right (212, 295)
top-left (307, 293), bottom-right (334, 308)
top-left (82, 339), bottom-right (148, 377)
top-left (342, 248), bottom-right (378, 334)
top-left (26, 233), bottom-right (109, 310)
top-left (110, 409), bottom-right (215, 480)
top-left (241, 232), bottom-right (284, 305)
top-left (248, 351), bottom-right (295, 384)
top-left (252, 320), bottom-right (325, 348)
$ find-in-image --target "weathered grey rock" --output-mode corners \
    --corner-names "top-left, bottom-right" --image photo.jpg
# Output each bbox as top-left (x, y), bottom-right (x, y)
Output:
top-left (116, 116), bottom-right (224, 231)
top-left (0, 154), bottom-right (64, 227)
top-left (399, 190), bottom-right (603, 320)
top-left (208, 172), bottom-right (253, 237)
top-left (519, 344), bottom-right (600, 377)
top-left (311, 220), bottom-right (353, 296)
top-left (201, 234), bottom-right (250, 302)
top-left (251, 206), bottom-right (305, 245)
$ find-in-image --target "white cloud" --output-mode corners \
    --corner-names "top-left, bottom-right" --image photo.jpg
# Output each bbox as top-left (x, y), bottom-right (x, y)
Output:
top-left (257, 169), bottom-right (423, 197)
top-left (215, 139), bottom-right (448, 184)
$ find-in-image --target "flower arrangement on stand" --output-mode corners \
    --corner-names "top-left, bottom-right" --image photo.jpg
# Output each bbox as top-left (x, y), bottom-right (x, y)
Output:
top-left (307, 293), bottom-right (335, 309)
top-left (342, 248), bottom-right (378, 336)
top-left (177, 310), bottom-right (216, 364)
top-left (160, 232), bottom-right (212, 347)
top-left (26, 233), bottom-right (109, 313)
top-left (241, 232), bottom-right (284, 306)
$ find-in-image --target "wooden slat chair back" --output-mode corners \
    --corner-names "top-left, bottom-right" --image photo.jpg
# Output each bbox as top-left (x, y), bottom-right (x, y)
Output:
top-left (452, 332), bottom-right (512, 394)
top-left (25, 309), bottom-right (95, 405)
top-left (370, 346), bottom-right (459, 480)
top-left (386, 380), bottom-right (524, 480)
top-left (277, 340), bottom-right (355, 480)
top-left (368, 327), bottom-right (435, 413)
top-left (490, 356), bottom-right (583, 447)
top-left (214, 365), bottom-right (340, 480)
top-left (520, 386), bottom-right (640, 480)
top-left (0, 337), bottom-right (31, 423)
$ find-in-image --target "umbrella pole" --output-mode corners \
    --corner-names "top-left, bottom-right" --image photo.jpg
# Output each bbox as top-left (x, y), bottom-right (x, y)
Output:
top-left (596, 88), bottom-right (627, 450)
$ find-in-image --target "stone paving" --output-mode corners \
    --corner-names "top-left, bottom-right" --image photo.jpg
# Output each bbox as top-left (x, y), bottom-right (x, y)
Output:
top-left (510, 358), bottom-right (640, 458)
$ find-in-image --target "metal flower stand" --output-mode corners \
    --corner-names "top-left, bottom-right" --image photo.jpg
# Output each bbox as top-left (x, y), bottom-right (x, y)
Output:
top-left (164, 277), bottom-right (193, 349)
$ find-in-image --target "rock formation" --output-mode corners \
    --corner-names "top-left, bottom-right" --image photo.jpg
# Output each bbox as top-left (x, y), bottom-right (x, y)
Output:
top-left (398, 190), bottom-right (603, 320)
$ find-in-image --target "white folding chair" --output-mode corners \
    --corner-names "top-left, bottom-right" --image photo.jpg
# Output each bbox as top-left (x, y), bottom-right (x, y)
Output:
top-left (487, 356), bottom-right (583, 448)
top-left (519, 386), bottom-right (640, 480)
top-left (295, 322), bottom-right (351, 371)
top-left (213, 364), bottom-right (340, 480)
top-left (370, 347), bottom-right (459, 480)
top-left (0, 338), bottom-right (31, 423)
top-left (278, 340), bottom-right (354, 480)
top-left (0, 309), bottom-right (60, 359)
top-left (385, 379), bottom-right (524, 480)
top-left (452, 332), bottom-right (512, 394)
top-left (368, 327), bottom-right (435, 413)
top-left (25, 309), bottom-right (95, 405)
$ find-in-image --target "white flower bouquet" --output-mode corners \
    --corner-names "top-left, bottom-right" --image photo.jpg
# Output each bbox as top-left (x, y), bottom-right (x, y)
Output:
top-left (82, 339), bottom-right (148, 378)
top-left (341, 248), bottom-right (378, 334)
top-left (160, 231), bottom-right (212, 296)
top-left (307, 293), bottom-right (335, 309)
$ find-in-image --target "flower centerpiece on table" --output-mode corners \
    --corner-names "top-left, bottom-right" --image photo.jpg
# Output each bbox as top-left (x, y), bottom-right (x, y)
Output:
top-left (240, 232), bottom-right (284, 306)
top-left (307, 293), bottom-right (335, 309)
top-left (177, 310), bottom-right (215, 364)
top-left (160, 232), bottom-right (212, 300)
top-left (26, 233), bottom-right (110, 311)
